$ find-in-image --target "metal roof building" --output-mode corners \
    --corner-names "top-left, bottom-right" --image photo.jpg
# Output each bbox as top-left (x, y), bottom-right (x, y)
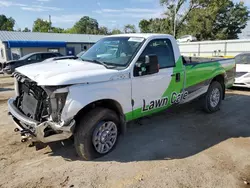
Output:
top-left (0, 31), bottom-right (104, 43)
top-left (0, 31), bottom-right (105, 62)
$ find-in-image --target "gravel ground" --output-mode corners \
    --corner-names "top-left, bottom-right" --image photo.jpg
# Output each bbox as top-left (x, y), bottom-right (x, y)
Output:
top-left (0, 82), bottom-right (250, 188)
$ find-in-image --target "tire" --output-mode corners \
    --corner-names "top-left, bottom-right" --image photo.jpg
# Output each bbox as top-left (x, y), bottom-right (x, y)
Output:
top-left (203, 81), bottom-right (223, 113)
top-left (74, 107), bottom-right (120, 160)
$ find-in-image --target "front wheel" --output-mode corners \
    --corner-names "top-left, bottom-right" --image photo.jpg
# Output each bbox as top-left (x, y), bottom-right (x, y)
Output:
top-left (203, 81), bottom-right (223, 113)
top-left (74, 107), bottom-right (120, 160)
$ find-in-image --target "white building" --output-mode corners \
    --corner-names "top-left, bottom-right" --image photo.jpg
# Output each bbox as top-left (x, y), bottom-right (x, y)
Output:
top-left (179, 38), bottom-right (250, 57)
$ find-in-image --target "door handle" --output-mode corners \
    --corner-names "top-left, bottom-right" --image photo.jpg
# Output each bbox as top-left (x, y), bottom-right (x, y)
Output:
top-left (171, 73), bottom-right (181, 82)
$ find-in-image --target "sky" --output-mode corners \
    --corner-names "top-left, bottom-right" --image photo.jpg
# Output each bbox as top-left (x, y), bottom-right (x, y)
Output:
top-left (0, 0), bottom-right (249, 31)
top-left (0, 0), bottom-right (165, 31)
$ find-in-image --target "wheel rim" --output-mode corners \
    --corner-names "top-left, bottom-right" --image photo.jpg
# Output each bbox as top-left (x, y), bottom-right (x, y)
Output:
top-left (210, 88), bottom-right (220, 108)
top-left (92, 121), bottom-right (118, 154)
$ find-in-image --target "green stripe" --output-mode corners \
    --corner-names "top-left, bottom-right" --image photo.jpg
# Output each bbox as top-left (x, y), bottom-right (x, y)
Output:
top-left (125, 57), bottom-right (234, 121)
top-left (125, 57), bottom-right (183, 121)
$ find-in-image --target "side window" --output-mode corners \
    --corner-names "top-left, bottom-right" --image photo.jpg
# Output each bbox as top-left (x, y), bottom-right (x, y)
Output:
top-left (42, 53), bottom-right (54, 59)
top-left (140, 39), bottom-right (175, 69)
top-left (36, 54), bottom-right (42, 61)
top-left (28, 55), bottom-right (37, 61)
top-left (28, 54), bottom-right (41, 61)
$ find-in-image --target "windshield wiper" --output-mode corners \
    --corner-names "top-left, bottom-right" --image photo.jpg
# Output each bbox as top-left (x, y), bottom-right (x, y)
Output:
top-left (93, 60), bottom-right (115, 68)
top-left (81, 58), bottom-right (116, 69)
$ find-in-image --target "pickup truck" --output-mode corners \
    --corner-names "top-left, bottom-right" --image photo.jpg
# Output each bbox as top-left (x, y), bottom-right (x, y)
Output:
top-left (7, 34), bottom-right (236, 160)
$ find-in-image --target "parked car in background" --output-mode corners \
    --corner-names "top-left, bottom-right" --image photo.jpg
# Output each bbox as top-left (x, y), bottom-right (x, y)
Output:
top-left (1, 52), bottom-right (63, 74)
top-left (177, 35), bottom-right (197, 43)
top-left (76, 51), bottom-right (86, 58)
top-left (42, 55), bottom-right (78, 63)
top-left (76, 46), bottom-right (88, 57)
top-left (233, 53), bottom-right (250, 88)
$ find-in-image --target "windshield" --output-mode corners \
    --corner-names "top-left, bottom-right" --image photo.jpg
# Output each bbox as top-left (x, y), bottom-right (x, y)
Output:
top-left (235, 54), bottom-right (250, 64)
top-left (80, 37), bottom-right (145, 67)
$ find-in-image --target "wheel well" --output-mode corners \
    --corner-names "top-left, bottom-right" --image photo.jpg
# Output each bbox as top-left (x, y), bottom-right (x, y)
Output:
top-left (74, 99), bottom-right (126, 134)
top-left (211, 74), bottom-right (225, 99)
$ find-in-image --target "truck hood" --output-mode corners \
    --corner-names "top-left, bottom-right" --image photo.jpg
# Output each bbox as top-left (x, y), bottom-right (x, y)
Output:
top-left (15, 59), bottom-right (118, 86)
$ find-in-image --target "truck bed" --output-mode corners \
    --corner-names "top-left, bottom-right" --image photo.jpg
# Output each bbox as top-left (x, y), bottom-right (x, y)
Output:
top-left (182, 56), bottom-right (235, 90)
top-left (182, 56), bottom-right (228, 64)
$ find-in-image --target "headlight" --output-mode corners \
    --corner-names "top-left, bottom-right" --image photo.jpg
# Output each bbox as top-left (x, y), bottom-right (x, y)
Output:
top-left (55, 92), bottom-right (68, 113)
top-left (50, 87), bottom-right (69, 122)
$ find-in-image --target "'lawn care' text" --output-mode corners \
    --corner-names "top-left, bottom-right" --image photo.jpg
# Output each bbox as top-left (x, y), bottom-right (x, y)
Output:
top-left (142, 91), bottom-right (188, 112)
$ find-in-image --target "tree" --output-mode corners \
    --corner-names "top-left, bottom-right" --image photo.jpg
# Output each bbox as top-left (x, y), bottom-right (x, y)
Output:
top-left (32, 18), bottom-right (51, 32)
top-left (139, 19), bottom-right (151, 33)
top-left (139, 18), bottom-right (171, 33)
top-left (213, 1), bottom-right (249, 39)
top-left (32, 18), bottom-right (66, 33)
top-left (124, 24), bottom-right (136, 33)
top-left (111, 29), bottom-right (122, 34)
top-left (98, 26), bottom-right (109, 35)
top-left (72, 16), bottom-right (99, 34)
top-left (63, 28), bottom-right (76, 34)
top-left (155, 0), bottom-right (249, 40)
top-left (0, 15), bottom-right (15, 31)
top-left (160, 0), bottom-right (205, 37)
top-left (51, 27), bottom-right (64, 33)
top-left (185, 0), bottom-right (249, 40)
top-left (22, 27), bottom-right (31, 32)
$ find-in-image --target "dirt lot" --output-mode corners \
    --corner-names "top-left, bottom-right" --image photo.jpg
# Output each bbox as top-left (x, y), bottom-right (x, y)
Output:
top-left (0, 77), bottom-right (250, 188)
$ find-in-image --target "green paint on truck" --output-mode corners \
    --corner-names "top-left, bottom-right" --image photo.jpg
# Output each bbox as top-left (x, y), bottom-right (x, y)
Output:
top-left (125, 57), bottom-right (235, 121)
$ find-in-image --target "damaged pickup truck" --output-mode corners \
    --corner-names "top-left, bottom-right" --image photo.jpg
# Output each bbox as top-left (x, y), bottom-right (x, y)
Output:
top-left (8, 34), bottom-right (236, 160)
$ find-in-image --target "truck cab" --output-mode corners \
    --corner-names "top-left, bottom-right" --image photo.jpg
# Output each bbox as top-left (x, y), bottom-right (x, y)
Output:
top-left (7, 34), bottom-right (235, 160)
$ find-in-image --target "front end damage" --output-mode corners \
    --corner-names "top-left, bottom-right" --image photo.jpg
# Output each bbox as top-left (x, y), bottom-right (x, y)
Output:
top-left (8, 72), bottom-right (75, 143)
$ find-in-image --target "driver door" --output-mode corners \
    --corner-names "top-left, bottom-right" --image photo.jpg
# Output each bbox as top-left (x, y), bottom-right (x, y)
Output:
top-left (131, 38), bottom-right (185, 120)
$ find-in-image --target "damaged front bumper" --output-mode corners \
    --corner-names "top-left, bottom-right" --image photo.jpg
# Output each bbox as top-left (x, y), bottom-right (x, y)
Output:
top-left (8, 98), bottom-right (75, 143)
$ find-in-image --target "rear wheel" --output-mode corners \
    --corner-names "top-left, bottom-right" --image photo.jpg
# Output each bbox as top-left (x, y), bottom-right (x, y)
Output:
top-left (74, 107), bottom-right (120, 160)
top-left (203, 81), bottom-right (223, 113)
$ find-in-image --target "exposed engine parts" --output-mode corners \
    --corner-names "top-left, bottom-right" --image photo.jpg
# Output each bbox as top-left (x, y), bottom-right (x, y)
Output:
top-left (9, 72), bottom-right (75, 144)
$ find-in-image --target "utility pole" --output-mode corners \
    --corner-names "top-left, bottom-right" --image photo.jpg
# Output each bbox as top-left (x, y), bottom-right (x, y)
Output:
top-left (173, 0), bottom-right (179, 38)
top-left (49, 15), bottom-right (52, 32)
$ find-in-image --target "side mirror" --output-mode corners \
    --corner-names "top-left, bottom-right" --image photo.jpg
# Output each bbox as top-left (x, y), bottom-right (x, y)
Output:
top-left (134, 54), bottom-right (159, 76)
top-left (27, 58), bottom-right (31, 61)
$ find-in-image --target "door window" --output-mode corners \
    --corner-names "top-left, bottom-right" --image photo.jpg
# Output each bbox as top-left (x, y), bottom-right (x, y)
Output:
top-left (42, 53), bottom-right (55, 60)
top-left (140, 39), bottom-right (175, 69)
top-left (28, 54), bottom-right (42, 61)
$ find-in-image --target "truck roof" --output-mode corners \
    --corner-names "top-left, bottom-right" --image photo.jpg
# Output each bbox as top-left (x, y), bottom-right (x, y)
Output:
top-left (106, 33), bottom-right (174, 39)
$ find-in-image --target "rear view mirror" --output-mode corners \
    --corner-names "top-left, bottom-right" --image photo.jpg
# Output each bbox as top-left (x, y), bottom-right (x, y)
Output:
top-left (134, 54), bottom-right (159, 76)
